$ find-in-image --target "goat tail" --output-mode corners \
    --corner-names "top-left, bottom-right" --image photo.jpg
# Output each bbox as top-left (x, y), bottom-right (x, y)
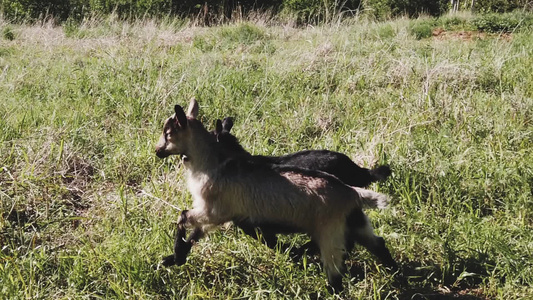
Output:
top-left (368, 165), bottom-right (392, 182)
top-left (354, 187), bottom-right (389, 209)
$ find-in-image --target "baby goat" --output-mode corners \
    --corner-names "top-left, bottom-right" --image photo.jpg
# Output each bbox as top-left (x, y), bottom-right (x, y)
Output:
top-left (215, 117), bottom-right (391, 188)
top-left (212, 117), bottom-right (393, 254)
top-left (155, 98), bottom-right (396, 293)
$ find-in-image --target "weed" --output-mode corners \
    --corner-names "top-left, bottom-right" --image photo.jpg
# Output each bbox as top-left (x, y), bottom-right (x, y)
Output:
top-left (220, 23), bottom-right (266, 45)
top-left (63, 18), bottom-right (81, 38)
top-left (2, 26), bottom-right (15, 40)
top-left (376, 23), bottom-right (395, 39)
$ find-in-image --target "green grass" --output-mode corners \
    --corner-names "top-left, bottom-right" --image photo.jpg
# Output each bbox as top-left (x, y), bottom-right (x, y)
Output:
top-left (1, 15), bottom-right (532, 299)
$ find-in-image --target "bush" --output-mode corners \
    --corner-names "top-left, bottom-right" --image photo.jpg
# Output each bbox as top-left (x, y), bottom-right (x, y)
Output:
top-left (376, 23), bottom-right (395, 38)
top-left (472, 11), bottom-right (533, 33)
top-left (219, 23), bottom-right (266, 44)
top-left (88, 0), bottom-right (173, 17)
top-left (472, 0), bottom-right (531, 13)
top-left (0, 0), bottom-right (88, 22)
top-left (409, 20), bottom-right (435, 39)
top-left (193, 23), bottom-right (273, 53)
top-left (365, 0), bottom-right (450, 19)
top-left (0, 0), bottom-right (529, 24)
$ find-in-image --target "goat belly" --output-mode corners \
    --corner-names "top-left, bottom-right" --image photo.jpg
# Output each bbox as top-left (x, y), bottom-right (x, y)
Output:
top-left (218, 176), bottom-right (337, 233)
top-left (209, 159), bottom-right (359, 233)
top-left (251, 221), bottom-right (303, 234)
top-left (234, 217), bottom-right (304, 234)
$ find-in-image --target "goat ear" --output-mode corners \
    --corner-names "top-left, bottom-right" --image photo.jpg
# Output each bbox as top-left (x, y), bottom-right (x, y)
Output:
top-left (187, 98), bottom-right (199, 119)
top-left (174, 105), bottom-right (188, 129)
top-left (222, 117), bottom-right (234, 132)
top-left (215, 119), bottom-right (223, 135)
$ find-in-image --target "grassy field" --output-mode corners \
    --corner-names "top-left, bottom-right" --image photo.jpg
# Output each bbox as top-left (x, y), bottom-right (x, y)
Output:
top-left (1, 13), bottom-right (532, 299)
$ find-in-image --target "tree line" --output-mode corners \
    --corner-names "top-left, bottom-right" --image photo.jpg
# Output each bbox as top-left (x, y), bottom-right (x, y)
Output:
top-left (1, 0), bottom-right (531, 23)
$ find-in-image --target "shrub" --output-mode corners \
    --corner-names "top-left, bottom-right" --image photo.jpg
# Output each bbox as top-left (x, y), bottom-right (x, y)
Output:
top-left (441, 16), bottom-right (468, 30)
top-left (365, 0), bottom-right (450, 19)
top-left (471, 0), bottom-right (531, 13)
top-left (1, 0), bottom-right (528, 24)
top-left (193, 23), bottom-right (272, 52)
top-left (63, 18), bottom-right (81, 38)
top-left (219, 23), bottom-right (266, 44)
top-left (88, 0), bottom-right (173, 17)
top-left (472, 11), bottom-right (533, 33)
top-left (0, 0), bottom-right (284, 23)
top-left (376, 23), bottom-right (395, 38)
top-left (409, 22), bottom-right (433, 39)
top-left (0, 0), bottom-right (87, 22)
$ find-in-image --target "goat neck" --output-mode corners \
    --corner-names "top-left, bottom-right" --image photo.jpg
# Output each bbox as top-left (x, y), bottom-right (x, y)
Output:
top-left (181, 119), bottom-right (223, 175)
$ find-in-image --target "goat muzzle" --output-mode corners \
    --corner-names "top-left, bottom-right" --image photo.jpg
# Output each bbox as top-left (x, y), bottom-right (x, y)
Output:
top-left (155, 148), bottom-right (170, 158)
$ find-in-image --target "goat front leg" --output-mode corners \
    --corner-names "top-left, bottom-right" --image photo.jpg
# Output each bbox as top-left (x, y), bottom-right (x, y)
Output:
top-left (162, 210), bottom-right (189, 267)
top-left (162, 210), bottom-right (205, 267)
top-left (162, 208), bottom-right (218, 267)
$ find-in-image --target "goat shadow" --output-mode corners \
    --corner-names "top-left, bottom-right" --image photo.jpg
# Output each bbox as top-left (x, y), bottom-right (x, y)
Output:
top-left (364, 259), bottom-right (488, 299)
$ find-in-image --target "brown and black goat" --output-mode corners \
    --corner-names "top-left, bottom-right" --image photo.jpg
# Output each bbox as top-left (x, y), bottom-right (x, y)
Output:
top-left (155, 98), bottom-right (394, 293)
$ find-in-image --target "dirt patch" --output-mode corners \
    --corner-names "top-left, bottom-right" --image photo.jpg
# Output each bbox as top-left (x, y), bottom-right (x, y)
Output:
top-left (432, 28), bottom-right (512, 41)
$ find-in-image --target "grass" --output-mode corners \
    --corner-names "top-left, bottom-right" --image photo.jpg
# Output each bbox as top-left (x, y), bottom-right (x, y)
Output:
top-left (1, 13), bottom-right (532, 299)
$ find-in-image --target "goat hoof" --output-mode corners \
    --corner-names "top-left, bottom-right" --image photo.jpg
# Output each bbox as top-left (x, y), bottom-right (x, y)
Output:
top-left (392, 268), bottom-right (409, 288)
top-left (384, 260), bottom-right (399, 273)
top-left (327, 276), bottom-right (344, 294)
top-left (161, 255), bottom-right (176, 267)
top-left (174, 252), bottom-right (188, 266)
top-left (326, 284), bottom-right (343, 295)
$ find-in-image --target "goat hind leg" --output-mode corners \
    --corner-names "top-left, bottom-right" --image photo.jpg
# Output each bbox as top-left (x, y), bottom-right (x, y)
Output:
top-left (316, 227), bottom-right (347, 293)
top-left (235, 220), bottom-right (278, 249)
top-left (351, 214), bottom-right (398, 271)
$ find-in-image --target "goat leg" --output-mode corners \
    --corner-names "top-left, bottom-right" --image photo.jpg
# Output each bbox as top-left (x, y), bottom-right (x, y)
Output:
top-left (290, 240), bottom-right (319, 261)
top-left (349, 211), bottom-right (399, 272)
top-left (235, 220), bottom-right (279, 248)
top-left (175, 227), bottom-right (204, 266)
top-left (162, 223), bottom-right (186, 267)
top-left (163, 210), bottom-right (208, 267)
top-left (162, 210), bottom-right (190, 267)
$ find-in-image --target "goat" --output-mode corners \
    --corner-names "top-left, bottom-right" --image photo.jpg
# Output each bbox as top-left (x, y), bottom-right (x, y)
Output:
top-left (211, 117), bottom-right (393, 255)
top-left (155, 98), bottom-right (397, 293)
top-left (215, 117), bottom-right (391, 188)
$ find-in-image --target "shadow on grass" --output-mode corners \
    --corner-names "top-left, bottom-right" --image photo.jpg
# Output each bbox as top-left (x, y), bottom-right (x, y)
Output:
top-left (397, 260), bottom-right (488, 300)
top-left (344, 259), bottom-right (489, 299)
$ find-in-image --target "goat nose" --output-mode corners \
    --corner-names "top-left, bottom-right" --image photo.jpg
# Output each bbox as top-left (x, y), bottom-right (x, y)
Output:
top-left (155, 148), bottom-right (169, 158)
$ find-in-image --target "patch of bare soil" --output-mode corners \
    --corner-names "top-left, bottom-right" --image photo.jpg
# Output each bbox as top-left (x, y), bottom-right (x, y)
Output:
top-left (432, 28), bottom-right (512, 41)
